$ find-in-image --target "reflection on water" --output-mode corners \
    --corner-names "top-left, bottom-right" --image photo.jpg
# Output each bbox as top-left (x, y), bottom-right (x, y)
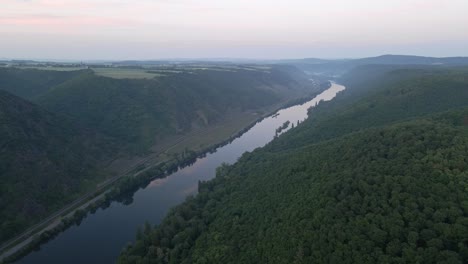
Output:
top-left (17, 82), bottom-right (345, 264)
top-left (146, 177), bottom-right (170, 188)
top-left (179, 184), bottom-right (199, 196)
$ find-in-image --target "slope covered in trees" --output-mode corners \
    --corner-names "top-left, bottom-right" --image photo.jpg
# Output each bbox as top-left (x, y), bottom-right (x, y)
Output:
top-left (293, 55), bottom-right (468, 76)
top-left (0, 64), bottom-right (317, 245)
top-left (269, 66), bottom-right (468, 151)
top-left (0, 68), bottom-right (86, 100)
top-left (0, 66), bottom-right (315, 150)
top-left (0, 90), bottom-right (114, 243)
top-left (36, 66), bottom-right (312, 149)
top-left (118, 67), bottom-right (468, 263)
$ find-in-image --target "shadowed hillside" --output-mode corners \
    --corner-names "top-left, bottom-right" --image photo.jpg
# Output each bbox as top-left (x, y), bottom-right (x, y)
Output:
top-left (0, 68), bottom-right (88, 100)
top-left (0, 90), bottom-right (114, 243)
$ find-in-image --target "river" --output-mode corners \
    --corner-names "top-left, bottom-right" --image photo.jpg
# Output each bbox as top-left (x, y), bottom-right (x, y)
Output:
top-left (16, 82), bottom-right (345, 264)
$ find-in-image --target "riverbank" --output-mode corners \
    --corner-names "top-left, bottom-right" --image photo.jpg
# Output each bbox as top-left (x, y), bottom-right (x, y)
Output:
top-left (0, 84), bottom-right (326, 263)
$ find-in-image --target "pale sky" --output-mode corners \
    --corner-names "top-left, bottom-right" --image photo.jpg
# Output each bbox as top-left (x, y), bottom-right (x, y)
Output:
top-left (1, 0), bottom-right (468, 60)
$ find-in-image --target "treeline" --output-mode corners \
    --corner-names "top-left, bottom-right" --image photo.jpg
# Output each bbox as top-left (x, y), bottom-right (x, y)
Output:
top-left (1, 99), bottom-right (292, 263)
top-left (118, 66), bottom-right (468, 263)
top-left (0, 64), bottom-right (319, 247)
top-left (1, 150), bottom-right (197, 264)
top-left (0, 90), bottom-right (114, 246)
top-left (275, 121), bottom-right (291, 134)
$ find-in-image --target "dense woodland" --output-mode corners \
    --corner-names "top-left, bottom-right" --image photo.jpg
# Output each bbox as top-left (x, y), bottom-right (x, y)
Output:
top-left (294, 55), bottom-right (468, 76)
top-left (36, 66), bottom-right (311, 150)
top-left (0, 65), bottom-right (316, 245)
top-left (118, 66), bottom-right (468, 263)
top-left (0, 90), bottom-right (114, 243)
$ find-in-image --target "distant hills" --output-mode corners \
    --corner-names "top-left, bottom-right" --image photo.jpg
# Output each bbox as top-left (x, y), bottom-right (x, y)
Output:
top-left (4, 54), bottom-right (468, 69)
top-left (303, 54), bottom-right (468, 65)
top-left (361, 54), bottom-right (468, 64)
top-left (291, 55), bottom-right (468, 76)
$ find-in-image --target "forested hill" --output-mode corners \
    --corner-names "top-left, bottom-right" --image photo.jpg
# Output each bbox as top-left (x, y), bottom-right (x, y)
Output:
top-left (0, 64), bottom-right (319, 246)
top-left (292, 55), bottom-right (468, 76)
top-left (0, 68), bottom-right (87, 100)
top-left (0, 90), bottom-right (114, 243)
top-left (36, 66), bottom-right (313, 149)
top-left (268, 66), bottom-right (468, 151)
top-left (118, 67), bottom-right (468, 263)
top-left (0, 65), bottom-right (317, 150)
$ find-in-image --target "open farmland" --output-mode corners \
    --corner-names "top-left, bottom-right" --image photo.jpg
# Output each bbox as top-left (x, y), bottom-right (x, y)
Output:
top-left (91, 67), bottom-right (165, 79)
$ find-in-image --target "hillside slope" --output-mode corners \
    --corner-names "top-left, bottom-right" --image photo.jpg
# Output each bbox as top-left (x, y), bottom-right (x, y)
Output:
top-left (0, 64), bottom-right (319, 246)
top-left (294, 55), bottom-right (468, 76)
top-left (36, 66), bottom-right (315, 150)
top-left (0, 90), bottom-right (114, 243)
top-left (269, 66), bottom-right (468, 151)
top-left (118, 67), bottom-right (468, 263)
top-left (0, 68), bottom-right (86, 100)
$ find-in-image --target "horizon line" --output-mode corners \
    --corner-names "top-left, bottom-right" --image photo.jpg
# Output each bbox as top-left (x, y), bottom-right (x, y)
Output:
top-left (2, 54), bottom-right (468, 64)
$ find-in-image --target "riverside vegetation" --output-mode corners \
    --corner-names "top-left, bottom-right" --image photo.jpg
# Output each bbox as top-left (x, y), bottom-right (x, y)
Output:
top-left (118, 65), bottom-right (468, 263)
top-left (0, 64), bottom-right (320, 250)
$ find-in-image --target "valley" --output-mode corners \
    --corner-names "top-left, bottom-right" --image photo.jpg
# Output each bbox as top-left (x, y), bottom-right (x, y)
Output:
top-left (0, 63), bottom-right (323, 262)
top-left (1, 55), bottom-right (468, 264)
top-left (9, 83), bottom-right (344, 264)
top-left (3, 1), bottom-right (468, 263)
top-left (118, 63), bottom-right (468, 264)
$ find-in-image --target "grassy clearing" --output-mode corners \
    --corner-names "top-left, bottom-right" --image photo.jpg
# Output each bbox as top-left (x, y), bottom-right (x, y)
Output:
top-left (92, 68), bottom-right (165, 79)
top-left (12, 66), bottom-right (87, 71)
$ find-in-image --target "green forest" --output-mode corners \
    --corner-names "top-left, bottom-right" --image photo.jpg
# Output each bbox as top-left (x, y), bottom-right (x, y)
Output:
top-left (0, 65), bottom-right (316, 245)
top-left (0, 90), bottom-right (114, 243)
top-left (118, 66), bottom-right (468, 263)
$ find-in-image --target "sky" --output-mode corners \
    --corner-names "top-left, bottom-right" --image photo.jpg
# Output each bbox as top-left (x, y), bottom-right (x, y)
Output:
top-left (1, 0), bottom-right (468, 60)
